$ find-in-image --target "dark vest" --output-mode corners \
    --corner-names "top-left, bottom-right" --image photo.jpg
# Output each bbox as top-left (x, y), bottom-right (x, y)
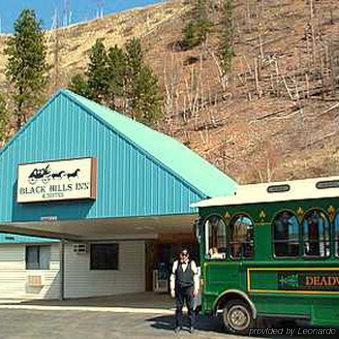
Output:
top-left (175, 261), bottom-right (194, 288)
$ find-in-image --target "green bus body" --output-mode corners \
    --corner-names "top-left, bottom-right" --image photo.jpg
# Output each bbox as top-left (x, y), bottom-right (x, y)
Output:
top-left (197, 197), bottom-right (339, 327)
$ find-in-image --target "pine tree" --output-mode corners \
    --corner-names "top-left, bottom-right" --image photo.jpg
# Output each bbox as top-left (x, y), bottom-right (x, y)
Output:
top-left (68, 37), bottom-right (163, 125)
top-left (125, 38), bottom-right (143, 113)
top-left (107, 45), bottom-right (127, 110)
top-left (69, 74), bottom-right (90, 97)
top-left (0, 93), bottom-right (9, 145)
top-left (5, 9), bottom-right (47, 130)
top-left (86, 39), bottom-right (109, 102)
top-left (125, 38), bottom-right (143, 76)
top-left (219, 0), bottom-right (234, 76)
top-left (131, 66), bottom-right (163, 125)
top-left (125, 38), bottom-right (143, 94)
top-left (183, 22), bottom-right (198, 48)
top-left (124, 38), bottom-right (162, 124)
top-left (183, 0), bottom-right (212, 48)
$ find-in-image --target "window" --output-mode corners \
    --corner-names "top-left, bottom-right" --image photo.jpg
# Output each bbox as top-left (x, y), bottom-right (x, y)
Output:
top-left (5, 236), bottom-right (15, 241)
top-left (273, 211), bottom-right (300, 257)
top-left (229, 215), bottom-right (254, 259)
top-left (316, 180), bottom-right (339, 189)
top-left (90, 243), bottom-right (119, 270)
top-left (194, 217), bottom-right (202, 242)
top-left (267, 184), bottom-right (290, 193)
top-left (205, 215), bottom-right (227, 259)
top-left (26, 245), bottom-right (51, 270)
top-left (302, 210), bottom-right (330, 257)
top-left (335, 212), bottom-right (339, 257)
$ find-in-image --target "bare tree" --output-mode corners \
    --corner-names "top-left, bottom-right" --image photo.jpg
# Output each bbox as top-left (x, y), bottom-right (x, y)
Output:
top-left (163, 54), bottom-right (182, 119)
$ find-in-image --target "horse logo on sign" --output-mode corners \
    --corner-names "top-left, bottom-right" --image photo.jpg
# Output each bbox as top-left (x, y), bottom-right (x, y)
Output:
top-left (28, 164), bottom-right (81, 184)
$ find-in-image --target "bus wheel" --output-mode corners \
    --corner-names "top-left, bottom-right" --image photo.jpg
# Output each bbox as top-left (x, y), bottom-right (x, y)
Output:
top-left (223, 299), bottom-right (254, 335)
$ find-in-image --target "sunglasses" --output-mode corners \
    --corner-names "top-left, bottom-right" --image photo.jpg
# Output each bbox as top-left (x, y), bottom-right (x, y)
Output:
top-left (181, 252), bottom-right (188, 256)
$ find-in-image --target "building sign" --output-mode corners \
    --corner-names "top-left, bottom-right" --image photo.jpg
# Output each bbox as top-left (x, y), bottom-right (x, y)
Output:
top-left (17, 157), bottom-right (97, 203)
top-left (278, 271), bottom-right (339, 292)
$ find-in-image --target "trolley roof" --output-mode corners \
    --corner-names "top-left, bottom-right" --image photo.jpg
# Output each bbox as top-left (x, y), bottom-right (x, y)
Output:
top-left (191, 176), bottom-right (339, 208)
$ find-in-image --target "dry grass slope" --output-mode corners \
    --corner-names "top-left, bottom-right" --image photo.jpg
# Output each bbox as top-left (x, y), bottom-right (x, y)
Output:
top-left (0, 0), bottom-right (189, 87)
top-left (1, 0), bottom-right (339, 184)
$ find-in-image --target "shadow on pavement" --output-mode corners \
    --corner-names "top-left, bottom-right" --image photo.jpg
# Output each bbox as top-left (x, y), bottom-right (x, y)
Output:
top-left (146, 314), bottom-right (225, 333)
top-left (146, 315), bottom-right (339, 338)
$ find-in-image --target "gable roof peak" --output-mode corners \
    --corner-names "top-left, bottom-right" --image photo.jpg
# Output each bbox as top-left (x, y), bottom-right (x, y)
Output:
top-left (1, 88), bottom-right (237, 198)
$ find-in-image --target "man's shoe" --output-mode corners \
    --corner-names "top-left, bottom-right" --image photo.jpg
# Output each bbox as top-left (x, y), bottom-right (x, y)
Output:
top-left (174, 327), bottom-right (181, 333)
top-left (189, 327), bottom-right (195, 334)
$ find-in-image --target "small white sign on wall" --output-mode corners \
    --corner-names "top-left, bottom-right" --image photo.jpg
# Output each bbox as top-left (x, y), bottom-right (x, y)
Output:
top-left (17, 157), bottom-right (97, 203)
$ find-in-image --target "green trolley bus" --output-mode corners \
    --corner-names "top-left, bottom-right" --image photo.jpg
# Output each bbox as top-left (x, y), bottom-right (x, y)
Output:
top-left (192, 176), bottom-right (339, 335)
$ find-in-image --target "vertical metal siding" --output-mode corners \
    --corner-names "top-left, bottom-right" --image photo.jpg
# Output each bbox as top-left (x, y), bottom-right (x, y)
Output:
top-left (0, 233), bottom-right (58, 244)
top-left (0, 92), bottom-right (202, 223)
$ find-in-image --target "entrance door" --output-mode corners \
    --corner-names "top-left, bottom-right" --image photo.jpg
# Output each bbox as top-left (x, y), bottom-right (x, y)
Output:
top-left (145, 238), bottom-right (199, 292)
top-left (145, 241), bottom-right (156, 291)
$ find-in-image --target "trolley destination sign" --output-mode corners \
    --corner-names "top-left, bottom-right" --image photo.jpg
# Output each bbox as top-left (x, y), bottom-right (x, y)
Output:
top-left (279, 271), bottom-right (339, 291)
top-left (17, 157), bottom-right (97, 203)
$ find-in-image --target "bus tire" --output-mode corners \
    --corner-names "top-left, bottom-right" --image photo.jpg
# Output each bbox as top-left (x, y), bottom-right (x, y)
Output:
top-left (222, 299), bottom-right (254, 335)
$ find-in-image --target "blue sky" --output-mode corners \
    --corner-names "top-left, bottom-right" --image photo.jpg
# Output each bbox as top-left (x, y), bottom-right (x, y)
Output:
top-left (0, 0), bottom-right (162, 33)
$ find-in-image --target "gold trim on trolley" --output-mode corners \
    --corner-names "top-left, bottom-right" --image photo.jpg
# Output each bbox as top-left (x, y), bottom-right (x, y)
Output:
top-left (247, 267), bottom-right (339, 295)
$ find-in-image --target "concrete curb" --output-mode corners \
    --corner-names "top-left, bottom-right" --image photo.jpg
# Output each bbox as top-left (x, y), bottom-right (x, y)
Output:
top-left (0, 304), bottom-right (175, 314)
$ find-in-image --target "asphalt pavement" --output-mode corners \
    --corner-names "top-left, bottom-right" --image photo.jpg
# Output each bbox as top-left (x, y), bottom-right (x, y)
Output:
top-left (0, 309), bottom-right (337, 339)
top-left (0, 309), bottom-right (233, 339)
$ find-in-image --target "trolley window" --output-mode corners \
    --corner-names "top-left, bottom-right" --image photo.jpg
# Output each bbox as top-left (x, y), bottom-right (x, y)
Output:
top-left (302, 210), bottom-right (330, 258)
top-left (335, 212), bottom-right (339, 257)
top-left (273, 211), bottom-right (300, 257)
top-left (229, 215), bottom-right (254, 259)
top-left (205, 215), bottom-right (227, 259)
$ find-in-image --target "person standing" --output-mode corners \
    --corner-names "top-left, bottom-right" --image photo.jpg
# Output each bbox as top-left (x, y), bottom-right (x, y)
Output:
top-left (170, 248), bottom-right (199, 334)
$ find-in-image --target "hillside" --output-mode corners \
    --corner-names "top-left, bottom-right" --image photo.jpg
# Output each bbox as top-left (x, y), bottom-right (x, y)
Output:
top-left (0, 1), bottom-right (188, 85)
top-left (1, 0), bottom-right (339, 184)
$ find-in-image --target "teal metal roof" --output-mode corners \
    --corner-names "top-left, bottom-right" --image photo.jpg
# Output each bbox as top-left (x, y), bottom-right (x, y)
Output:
top-left (0, 233), bottom-right (59, 244)
top-left (63, 89), bottom-right (237, 197)
top-left (0, 88), bottom-right (238, 232)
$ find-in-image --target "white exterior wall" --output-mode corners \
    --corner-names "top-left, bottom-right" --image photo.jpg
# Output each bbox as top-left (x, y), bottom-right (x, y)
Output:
top-left (65, 241), bottom-right (145, 298)
top-left (0, 240), bottom-right (145, 300)
top-left (0, 243), bottom-right (61, 299)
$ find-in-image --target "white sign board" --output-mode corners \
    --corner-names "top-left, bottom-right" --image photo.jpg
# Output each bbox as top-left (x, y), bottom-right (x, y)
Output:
top-left (17, 158), bottom-right (97, 203)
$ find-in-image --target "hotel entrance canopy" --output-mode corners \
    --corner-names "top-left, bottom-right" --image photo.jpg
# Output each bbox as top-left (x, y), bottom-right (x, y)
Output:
top-left (0, 215), bottom-right (196, 241)
top-left (0, 90), bottom-right (237, 240)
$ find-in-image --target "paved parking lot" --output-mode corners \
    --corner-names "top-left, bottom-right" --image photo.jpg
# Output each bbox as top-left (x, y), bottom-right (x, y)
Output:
top-left (0, 308), bottom-right (337, 339)
top-left (0, 309), bottom-right (234, 339)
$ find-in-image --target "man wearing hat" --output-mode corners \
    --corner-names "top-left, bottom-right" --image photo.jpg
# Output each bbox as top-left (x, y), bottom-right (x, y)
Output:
top-left (170, 248), bottom-right (199, 334)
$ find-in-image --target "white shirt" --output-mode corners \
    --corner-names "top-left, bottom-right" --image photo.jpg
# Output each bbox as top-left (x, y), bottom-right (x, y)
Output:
top-left (170, 259), bottom-right (199, 294)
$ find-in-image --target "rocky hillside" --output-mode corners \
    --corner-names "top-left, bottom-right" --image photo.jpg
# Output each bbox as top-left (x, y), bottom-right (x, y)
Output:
top-left (1, 0), bottom-right (339, 183)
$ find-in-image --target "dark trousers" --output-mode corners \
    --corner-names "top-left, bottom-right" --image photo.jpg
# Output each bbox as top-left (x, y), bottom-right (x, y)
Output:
top-left (175, 285), bottom-right (195, 328)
